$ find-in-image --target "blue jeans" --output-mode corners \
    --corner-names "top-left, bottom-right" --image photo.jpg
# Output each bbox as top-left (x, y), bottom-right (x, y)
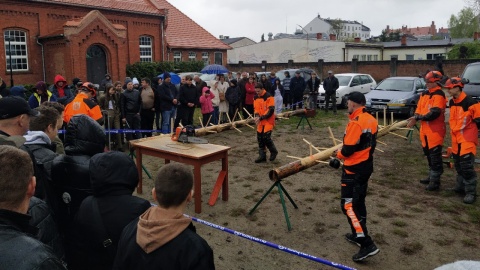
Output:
top-left (161, 108), bottom-right (175, 134)
top-left (212, 106), bottom-right (219, 125)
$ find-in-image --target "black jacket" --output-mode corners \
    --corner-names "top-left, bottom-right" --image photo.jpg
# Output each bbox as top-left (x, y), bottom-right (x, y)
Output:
top-left (156, 82), bottom-right (178, 112)
top-left (307, 77), bottom-right (321, 95)
top-left (0, 209), bottom-right (66, 270)
top-left (323, 76), bottom-right (340, 95)
top-left (28, 197), bottom-right (65, 262)
top-left (51, 115), bottom-right (105, 233)
top-left (68, 152), bottom-right (151, 270)
top-left (120, 89), bottom-right (142, 118)
top-left (289, 75), bottom-right (306, 98)
top-left (113, 218), bottom-right (215, 270)
top-left (178, 84), bottom-right (199, 107)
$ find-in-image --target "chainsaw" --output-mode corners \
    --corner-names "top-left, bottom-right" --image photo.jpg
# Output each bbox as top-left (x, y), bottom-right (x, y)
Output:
top-left (171, 125), bottom-right (208, 144)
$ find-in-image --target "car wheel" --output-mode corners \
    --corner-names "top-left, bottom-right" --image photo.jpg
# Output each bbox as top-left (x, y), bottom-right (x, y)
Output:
top-left (341, 96), bottom-right (348, 109)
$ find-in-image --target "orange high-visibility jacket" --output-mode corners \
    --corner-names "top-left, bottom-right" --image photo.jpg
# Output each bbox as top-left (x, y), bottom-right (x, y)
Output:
top-left (64, 92), bottom-right (103, 123)
top-left (254, 89), bottom-right (275, 133)
top-left (449, 91), bottom-right (480, 156)
top-left (415, 86), bottom-right (446, 149)
top-left (337, 107), bottom-right (378, 172)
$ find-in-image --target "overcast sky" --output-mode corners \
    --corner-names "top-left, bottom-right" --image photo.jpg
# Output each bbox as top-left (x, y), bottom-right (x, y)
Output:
top-left (167, 0), bottom-right (469, 42)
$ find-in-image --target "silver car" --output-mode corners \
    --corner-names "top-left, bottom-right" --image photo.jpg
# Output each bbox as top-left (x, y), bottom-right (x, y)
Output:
top-left (318, 73), bottom-right (376, 108)
top-left (365, 77), bottom-right (426, 116)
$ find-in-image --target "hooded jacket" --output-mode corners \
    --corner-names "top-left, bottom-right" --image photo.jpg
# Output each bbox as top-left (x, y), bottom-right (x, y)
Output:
top-left (50, 75), bottom-right (73, 105)
top-left (69, 152), bottom-right (151, 270)
top-left (199, 87), bottom-right (215, 114)
top-left (113, 207), bottom-right (215, 270)
top-left (51, 115), bottom-right (105, 234)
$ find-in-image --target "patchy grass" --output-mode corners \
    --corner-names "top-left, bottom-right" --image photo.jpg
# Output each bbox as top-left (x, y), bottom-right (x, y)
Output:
top-left (391, 220), bottom-right (408, 227)
top-left (328, 207), bottom-right (342, 214)
top-left (302, 212), bottom-right (311, 216)
top-left (309, 186), bottom-right (321, 192)
top-left (392, 229), bottom-right (409, 238)
top-left (461, 239), bottom-right (477, 247)
top-left (242, 184), bottom-right (252, 188)
top-left (433, 238), bottom-right (453, 246)
top-left (466, 207), bottom-right (480, 223)
top-left (295, 188), bottom-right (307, 192)
top-left (373, 233), bottom-right (387, 245)
top-left (400, 241), bottom-right (423, 255)
top-left (305, 198), bottom-right (315, 202)
top-left (377, 210), bottom-right (395, 218)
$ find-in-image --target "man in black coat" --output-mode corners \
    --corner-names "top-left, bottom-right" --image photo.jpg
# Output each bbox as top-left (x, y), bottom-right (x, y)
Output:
top-left (0, 145), bottom-right (66, 270)
top-left (113, 163), bottom-right (215, 270)
top-left (156, 73), bottom-right (178, 134)
top-left (174, 75), bottom-right (199, 129)
top-left (323, 70), bottom-right (340, 114)
top-left (69, 151), bottom-right (151, 270)
top-left (289, 71), bottom-right (306, 109)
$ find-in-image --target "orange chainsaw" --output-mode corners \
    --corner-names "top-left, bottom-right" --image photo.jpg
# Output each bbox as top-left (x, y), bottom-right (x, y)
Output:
top-left (171, 125), bottom-right (208, 144)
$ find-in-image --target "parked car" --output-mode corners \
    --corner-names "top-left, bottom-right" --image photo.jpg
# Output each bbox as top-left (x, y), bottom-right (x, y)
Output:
top-left (318, 73), bottom-right (376, 108)
top-left (365, 77), bottom-right (425, 116)
top-left (275, 68), bottom-right (313, 85)
top-left (178, 72), bottom-right (202, 79)
top-left (199, 73), bottom-right (219, 87)
top-left (461, 62), bottom-right (480, 100)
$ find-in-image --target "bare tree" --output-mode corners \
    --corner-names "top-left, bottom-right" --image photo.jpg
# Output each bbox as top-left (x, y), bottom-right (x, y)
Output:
top-left (328, 18), bottom-right (344, 40)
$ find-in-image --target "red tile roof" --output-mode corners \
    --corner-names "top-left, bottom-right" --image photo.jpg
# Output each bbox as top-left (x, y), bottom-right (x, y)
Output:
top-left (153, 0), bottom-right (231, 50)
top-left (33, 0), bottom-right (230, 50)
top-left (31, 0), bottom-right (166, 15)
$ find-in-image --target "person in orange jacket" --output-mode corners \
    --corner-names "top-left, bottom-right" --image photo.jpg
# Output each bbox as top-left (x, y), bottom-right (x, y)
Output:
top-left (253, 83), bottom-right (278, 163)
top-left (64, 82), bottom-right (104, 125)
top-left (444, 77), bottom-right (480, 204)
top-left (407, 71), bottom-right (447, 191)
top-left (334, 91), bottom-right (379, 262)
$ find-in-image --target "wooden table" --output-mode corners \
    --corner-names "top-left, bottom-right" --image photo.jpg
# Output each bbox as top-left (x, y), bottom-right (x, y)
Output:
top-left (130, 136), bottom-right (230, 213)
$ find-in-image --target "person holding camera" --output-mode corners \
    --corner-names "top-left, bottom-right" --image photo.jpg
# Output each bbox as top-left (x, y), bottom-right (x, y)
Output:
top-left (199, 87), bottom-right (215, 127)
top-left (332, 91), bottom-right (379, 262)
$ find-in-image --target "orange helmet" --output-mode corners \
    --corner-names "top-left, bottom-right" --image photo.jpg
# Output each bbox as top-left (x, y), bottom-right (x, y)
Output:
top-left (425, 71), bottom-right (443, 83)
top-left (444, 77), bottom-right (468, 89)
top-left (81, 82), bottom-right (96, 97)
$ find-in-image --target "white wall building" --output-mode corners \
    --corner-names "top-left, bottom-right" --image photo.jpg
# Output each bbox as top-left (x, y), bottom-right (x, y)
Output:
top-left (227, 38), bottom-right (345, 64)
top-left (303, 15), bottom-right (371, 41)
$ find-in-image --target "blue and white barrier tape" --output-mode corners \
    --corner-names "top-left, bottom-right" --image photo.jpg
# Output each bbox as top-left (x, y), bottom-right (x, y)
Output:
top-left (187, 215), bottom-right (356, 270)
top-left (58, 129), bottom-right (164, 134)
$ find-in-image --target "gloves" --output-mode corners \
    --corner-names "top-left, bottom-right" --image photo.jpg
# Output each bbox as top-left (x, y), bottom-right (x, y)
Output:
top-left (329, 158), bottom-right (341, 169)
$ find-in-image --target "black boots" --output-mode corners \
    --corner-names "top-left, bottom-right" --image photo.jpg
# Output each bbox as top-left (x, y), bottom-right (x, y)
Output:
top-left (255, 149), bottom-right (267, 163)
top-left (269, 145), bottom-right (278, 161)
top-left (425, 181), bottom-right (440, 191)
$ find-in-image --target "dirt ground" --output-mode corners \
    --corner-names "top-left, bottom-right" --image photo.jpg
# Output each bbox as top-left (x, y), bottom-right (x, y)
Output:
top-left (133, 109), bottom-right (480, 270)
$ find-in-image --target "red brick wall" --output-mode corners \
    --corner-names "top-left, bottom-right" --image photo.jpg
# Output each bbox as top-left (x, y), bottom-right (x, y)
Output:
top-left (0, 0), bottom-right (165, 85)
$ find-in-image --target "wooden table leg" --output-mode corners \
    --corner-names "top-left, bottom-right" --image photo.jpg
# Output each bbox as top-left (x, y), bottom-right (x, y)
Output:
top-left (136, 148), bottom-right (143, 194)
top-left (194, 164), bottom-right (202, 213)
top-left (222, 153), bottom-right (228, 201)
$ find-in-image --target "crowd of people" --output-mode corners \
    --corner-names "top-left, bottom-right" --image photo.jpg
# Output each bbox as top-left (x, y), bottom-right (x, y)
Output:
top-left (0, 67), bottom-right (478, 269)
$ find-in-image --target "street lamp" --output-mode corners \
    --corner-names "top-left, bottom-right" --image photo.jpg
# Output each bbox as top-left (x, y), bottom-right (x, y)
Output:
top-left (296, 24), bottom-right (310, 54)
top-left (5, 36), bottom-right (14, 87)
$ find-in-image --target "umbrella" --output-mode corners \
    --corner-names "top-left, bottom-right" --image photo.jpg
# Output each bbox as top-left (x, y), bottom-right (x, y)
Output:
top-left (201, 64), bottom-right (228, 74)
top-left (157, 72), bottom-right (181, 85)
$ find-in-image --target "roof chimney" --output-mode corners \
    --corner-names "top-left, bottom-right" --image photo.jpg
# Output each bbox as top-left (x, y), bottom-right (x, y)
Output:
top-left (354, 37), bottom-right (360, 43)
top-left (401, 35), bottom-right (407, 46)
top-left (316, 33), bottom-right (323, 39)
top-left (329, 34), bottom-right (336, 41)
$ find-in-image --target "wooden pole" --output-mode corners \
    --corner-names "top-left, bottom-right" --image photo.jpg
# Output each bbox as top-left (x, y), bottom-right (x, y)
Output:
top-left (268, 120), bottom-right (409, 181)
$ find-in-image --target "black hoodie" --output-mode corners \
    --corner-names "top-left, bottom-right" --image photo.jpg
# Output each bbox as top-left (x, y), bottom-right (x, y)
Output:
top-left (68, 151), bottom-right (151, 270)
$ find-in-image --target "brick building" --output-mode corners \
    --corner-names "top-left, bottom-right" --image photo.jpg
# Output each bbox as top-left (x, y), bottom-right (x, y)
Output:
top-left (1, 0), bottom-right (230, 86)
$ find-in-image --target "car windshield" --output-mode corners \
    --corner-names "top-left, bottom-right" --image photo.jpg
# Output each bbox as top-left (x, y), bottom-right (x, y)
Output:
top-left (375, 79), bottom-right (414, 92)
top-left (336, 76), bottom-right (352, 86)
top-left (463, 64), bottom-right (480, 84)
top-left (276, 70), bottom-right (293, 81)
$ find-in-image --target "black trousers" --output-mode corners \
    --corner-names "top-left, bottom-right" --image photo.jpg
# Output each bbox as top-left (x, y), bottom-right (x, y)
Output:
top-left (422, 140), bottom-right (443, 182)
top-left (340, 169), bottom-right (373, 247)
top-left (174, 106), bottom-right (195, 129)
top-left (125, 114), bottom-right (141, 140)
top-left (140, 109), bottom-right (155, 137)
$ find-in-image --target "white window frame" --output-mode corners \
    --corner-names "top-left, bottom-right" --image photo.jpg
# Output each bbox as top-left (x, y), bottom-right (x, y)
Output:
top-left (139, 36), bottom-right (153, 62)
top-left (202, 52), bottom-right (209, 65)
top-left (173, 51), bottom-right (181, 63)
top-left (4, 30), bottom-right (28, 71)
top-left (188, 51), bottom-right (196, 61)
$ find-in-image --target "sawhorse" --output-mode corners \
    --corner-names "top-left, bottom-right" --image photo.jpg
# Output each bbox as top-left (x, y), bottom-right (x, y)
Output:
top-left (296, 116), bottom-right (313, 130)
top-left (248, 179), bottom-right (298, 231)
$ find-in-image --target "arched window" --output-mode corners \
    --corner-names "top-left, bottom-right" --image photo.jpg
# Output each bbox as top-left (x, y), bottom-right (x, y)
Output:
top-left (4, 30), bottom-right (28, 71)
top-left (139, 36), bottom-right (153, 62)
top-left (188, 51), bottom-right (196, 61)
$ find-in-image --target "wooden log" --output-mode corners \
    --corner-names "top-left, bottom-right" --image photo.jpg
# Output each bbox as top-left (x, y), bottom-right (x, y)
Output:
top-left (268, 119), bottom-right (409, 181)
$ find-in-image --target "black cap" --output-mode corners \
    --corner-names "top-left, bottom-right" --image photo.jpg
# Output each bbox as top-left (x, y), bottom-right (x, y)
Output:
top-left (0, 97), bottom-right (40, 119)
top-left (348, 91), bottom-right (366, 105)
